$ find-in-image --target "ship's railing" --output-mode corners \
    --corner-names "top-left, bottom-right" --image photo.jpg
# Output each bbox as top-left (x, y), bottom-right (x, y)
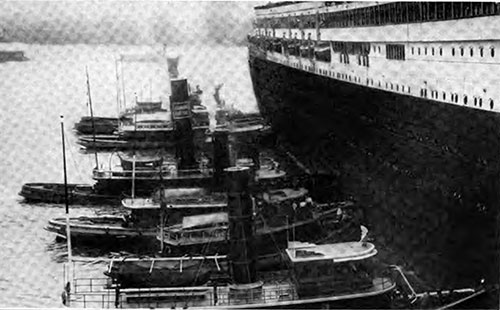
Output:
top-left (67, 277), bottom-right (116, 308)
top-left (93, 167), bottom-right (214, 179)
top-left (120, 123), bottom-right (173, 131)
top-left (65, 271), bottom-right (394, 308)
top-left (163, 225), bottom-right (228, 243)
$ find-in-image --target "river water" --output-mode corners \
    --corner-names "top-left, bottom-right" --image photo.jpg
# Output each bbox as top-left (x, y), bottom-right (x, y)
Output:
top-left (0, 42), bottom-right (257, 307)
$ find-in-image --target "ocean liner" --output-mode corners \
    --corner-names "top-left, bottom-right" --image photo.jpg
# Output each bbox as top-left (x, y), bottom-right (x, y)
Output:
top-left (247, 1), bottom-right (500, 305)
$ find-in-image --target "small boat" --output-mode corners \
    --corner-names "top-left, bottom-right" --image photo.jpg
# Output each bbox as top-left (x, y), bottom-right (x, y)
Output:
top-left (0, 50), bottom-right (28, 62)
top-left (77, 134), bottom-right (176, 150)
top-left (92, 152), bottom-right (288, 196)
top-left (158, 200), bottom-right (359, 255)
top-left (73, 116), bottom-right (124, 135)
top-left (62, 167), bottom-right (396, 309)
top-left (18, 183), bottom-right (118, 205)
top-left (44, 187), bottom-right (311, 246)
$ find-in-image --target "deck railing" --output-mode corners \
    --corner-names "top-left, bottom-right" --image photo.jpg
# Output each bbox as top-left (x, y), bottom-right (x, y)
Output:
top-left (93, 167), bottom-right (214, 179)
top-left (67, 273), bottom-right (394, 308)
top-left (163, 225), bottom-right (228, 243)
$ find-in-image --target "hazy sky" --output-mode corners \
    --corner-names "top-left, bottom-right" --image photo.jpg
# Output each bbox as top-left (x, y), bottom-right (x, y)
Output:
top-left (0, 1), bottom-right (262, 45)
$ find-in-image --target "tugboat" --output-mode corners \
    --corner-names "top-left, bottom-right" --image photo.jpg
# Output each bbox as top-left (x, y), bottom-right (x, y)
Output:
top-left (44, 187), bottom-right (227, 246)
top-left (62, 166), bottom-right (397, 309)
top-left (157, 192), bottom-right (359, 256)
top-left (76, 78), bottom-right (211, 150)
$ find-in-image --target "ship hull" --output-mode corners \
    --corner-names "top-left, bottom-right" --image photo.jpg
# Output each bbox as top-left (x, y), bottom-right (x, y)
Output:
top-left (248, 53), bottom-right (500, 293)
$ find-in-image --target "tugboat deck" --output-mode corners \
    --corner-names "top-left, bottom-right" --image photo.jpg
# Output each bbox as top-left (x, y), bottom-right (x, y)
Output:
top-left (68, 276), bottom-right (394, 309)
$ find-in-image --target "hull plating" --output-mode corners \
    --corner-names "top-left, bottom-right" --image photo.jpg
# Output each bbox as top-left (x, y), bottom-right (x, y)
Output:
top-left (249, 53), bottom-right (500, 291)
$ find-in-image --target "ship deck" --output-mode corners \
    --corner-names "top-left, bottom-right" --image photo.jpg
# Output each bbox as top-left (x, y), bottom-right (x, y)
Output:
top-left (68, 275), bottom-right (394, 309)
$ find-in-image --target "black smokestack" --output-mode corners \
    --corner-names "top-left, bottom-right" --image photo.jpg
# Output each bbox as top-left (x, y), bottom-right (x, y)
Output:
top-left (213, 129), bottom-right (230, 188)
top-left (174, 117), bottom-right (196, 170)
top-left (225, 166), bottom-right (256, 284)
top-left (170, 78), bottom-right (189, 103)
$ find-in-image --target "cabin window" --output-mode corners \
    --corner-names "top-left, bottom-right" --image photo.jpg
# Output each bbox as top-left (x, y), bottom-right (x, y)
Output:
top-left (464, 95), bottom-right (468, 105)
top-left (411, 47), bottom-right (414, 55)
top-left (424, 47), bottom-right (427, 55)
top-left (396, 84), bottom-right (399, 91)
top-left (491, 47), bottom-right (495, 57)
top-left (439, 47), bottom-right (443, 56)
top-left (480, 47), bottom-right (484, 57)
top-left (460, 47), bottom-right (464, 56)
top-left (474, 97), bottom-right (477, 106)
top-left (432, 47), bottom-right (435, 55)
top-left (378, 46), bottom-right (381, 53)
top-left (418, 47), bottom-right (421, 55)
top-left (408, 86), bottom-right (411, 93)
top-left (490, 99), bottom-right (494, 109)
top-left (443, 92), bottom-right (446, 100)
top-left (479, 98), bottom-right (483, 107)
top-left (470, 47), bottom-right (473, 57)
top-left (451, 47), bottom-right (455, 56)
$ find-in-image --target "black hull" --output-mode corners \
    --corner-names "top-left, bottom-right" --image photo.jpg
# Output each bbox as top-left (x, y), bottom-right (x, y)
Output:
top-left (74, 123), bottom-right (117, 135)
top-left (19, 183), bottom-right (120, 205)
top-left (249, 54), bottom-right (500, 296)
